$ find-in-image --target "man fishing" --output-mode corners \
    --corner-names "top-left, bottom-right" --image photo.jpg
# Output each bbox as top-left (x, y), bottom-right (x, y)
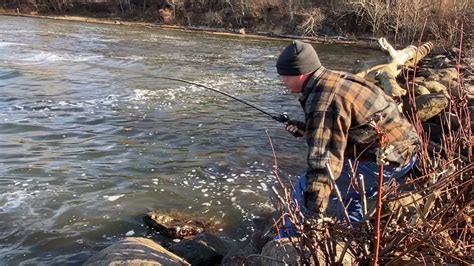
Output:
top-left (276, 40), bottom-right (420, 224)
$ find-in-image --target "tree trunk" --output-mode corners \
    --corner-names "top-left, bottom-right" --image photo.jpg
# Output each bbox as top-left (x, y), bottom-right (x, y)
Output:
top-left (354, 38), bottom-right (434, 97)
top-left (119, 0), bottom-right (124, 16)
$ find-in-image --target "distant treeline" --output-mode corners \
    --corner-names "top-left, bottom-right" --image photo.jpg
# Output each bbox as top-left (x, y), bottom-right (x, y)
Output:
top-left (3, 0), bottom-right (473, 47)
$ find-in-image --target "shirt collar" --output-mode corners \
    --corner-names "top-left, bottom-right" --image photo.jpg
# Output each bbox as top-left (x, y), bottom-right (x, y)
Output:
top-left (299, 66), bottom-right (326, 105)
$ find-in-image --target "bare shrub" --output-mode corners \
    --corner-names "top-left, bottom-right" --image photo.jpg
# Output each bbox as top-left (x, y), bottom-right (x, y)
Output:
top-left (204, 11), bottom-right (224, 27)
top-left (158, 7), bottom-right (174, 23)
top-left (298, 7), bottom-right (325, 37)
top-left (350, 0), bottom-right (389, 36)
top-left (429, 0), bottom-right (474, 49)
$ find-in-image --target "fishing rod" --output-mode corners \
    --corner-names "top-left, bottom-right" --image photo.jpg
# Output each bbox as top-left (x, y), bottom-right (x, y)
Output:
top-left (85, 63), bottom-right (303, 136)
top-left (155, 76), bottom-right (304, 137)
top-left (149, 76), bottom-right (287, 121)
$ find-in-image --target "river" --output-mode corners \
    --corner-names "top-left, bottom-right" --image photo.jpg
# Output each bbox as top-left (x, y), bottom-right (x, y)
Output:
top-left (0, 15), bottom-right (381, 264)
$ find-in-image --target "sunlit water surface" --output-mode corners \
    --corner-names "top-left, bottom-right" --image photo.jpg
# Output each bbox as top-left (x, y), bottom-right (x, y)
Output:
top-left (0, 15), bottom-right (381, 264)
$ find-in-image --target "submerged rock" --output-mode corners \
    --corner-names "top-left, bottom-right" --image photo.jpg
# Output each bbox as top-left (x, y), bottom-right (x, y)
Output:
top-left (169, 233), bottom-right (234, 266)
top-left (84, 237), bottom-right (189, 265)
top-left (144, 210), bottom-right (206, 239)
top-left (260, 238), bottom-right (303, 265)
top-left (222, 212), bottom-right (275, 265)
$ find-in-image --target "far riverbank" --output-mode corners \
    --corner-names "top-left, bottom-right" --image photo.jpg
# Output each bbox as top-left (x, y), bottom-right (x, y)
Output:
top-left (0, 10), bottom-right (381, 49)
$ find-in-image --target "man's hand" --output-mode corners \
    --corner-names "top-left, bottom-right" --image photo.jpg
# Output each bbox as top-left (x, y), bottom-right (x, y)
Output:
top-left (284, 122), bottom-right (300, 134)
top-left (283, 120), bottom-right (304, 137)
top-left (303, 182), bottom-right (331, 215)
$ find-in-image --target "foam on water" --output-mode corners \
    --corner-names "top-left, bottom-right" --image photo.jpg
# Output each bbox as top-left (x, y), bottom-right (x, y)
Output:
top-left (103, 195), bottom-right (125, 202)
top-left (129, 84), bottom-right (209, 108)
top-left (111, 55), bottom-right (145, 61)
top-left (0, 41), bottom-right (25, 47)
top-left (17, 51), bottom-right (105, 64)
top-left (0, 190), bottom-right (34, 213)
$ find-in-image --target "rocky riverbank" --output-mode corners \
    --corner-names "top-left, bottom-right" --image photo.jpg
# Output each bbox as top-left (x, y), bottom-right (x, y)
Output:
top-left (0, 10), bottom-right (381, 49)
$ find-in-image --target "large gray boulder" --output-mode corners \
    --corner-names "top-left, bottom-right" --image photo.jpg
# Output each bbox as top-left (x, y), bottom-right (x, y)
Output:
top-left (402, 92), bottom-right (449, 122)
top-left (85, 237), bottom-right (189, 266)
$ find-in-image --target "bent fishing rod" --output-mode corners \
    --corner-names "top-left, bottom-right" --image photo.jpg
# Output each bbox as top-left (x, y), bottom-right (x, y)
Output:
top-left (151, 76), bottom-right (289, 121)
top-left (85, 63), bottom-right (303, 136)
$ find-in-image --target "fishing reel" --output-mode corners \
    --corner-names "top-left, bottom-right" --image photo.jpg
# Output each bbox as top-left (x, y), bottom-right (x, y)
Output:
top-left (274, 112), bottom-right (304, 138)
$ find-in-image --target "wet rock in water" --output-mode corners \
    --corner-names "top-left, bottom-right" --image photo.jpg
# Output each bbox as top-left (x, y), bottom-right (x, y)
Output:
top-left (169, 233), bottom-right (233, 265)
top-left (144, 211), bottom-right (206, 239)
top-left (222, 229), bottom-right (270, 265)
top-left (84, 237), bottom-right (189, 265)
top-left (222, 212), bottom-right (274, 265)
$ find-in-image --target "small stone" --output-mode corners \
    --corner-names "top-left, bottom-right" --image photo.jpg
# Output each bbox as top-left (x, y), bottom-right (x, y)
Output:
top-left (414, 84), bottom-right (431, 95)
top-left (451, 47), bottom-right (462, 57)
top-left (438, 67), bottom-right (459, 80)
top-left (413, 76), bottom-right (426, 83)
top-left (422, 81), bottom-right (447, 93)
top-left (426, 74), bottom-right (441, 81)
top-left (417, 68), bottom-right (436, 78)
top-left (466, 85), bottom-right (474, 96)
top-left (452, 85), bottom-right (474, 100)
top-left (432, 56), bottom-right (451, 68)
top-left (439, 78), bottom-right (458, 89)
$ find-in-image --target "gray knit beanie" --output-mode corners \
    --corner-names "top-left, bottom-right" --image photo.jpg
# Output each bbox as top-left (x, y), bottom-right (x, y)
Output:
top-left (276, 40), bottom-right (322, 76)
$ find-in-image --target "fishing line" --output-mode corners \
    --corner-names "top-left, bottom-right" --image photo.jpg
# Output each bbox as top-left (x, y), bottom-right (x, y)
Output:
top-left (84, 62), bottom-right (303, 136)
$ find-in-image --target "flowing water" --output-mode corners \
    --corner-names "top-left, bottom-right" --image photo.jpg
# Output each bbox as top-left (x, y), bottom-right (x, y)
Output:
top-left (0, 15), bottom-right (381, 264)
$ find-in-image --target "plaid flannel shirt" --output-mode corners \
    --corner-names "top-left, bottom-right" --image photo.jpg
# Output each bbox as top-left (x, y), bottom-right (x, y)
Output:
top-left (298, 67), bottom-right (420, 195)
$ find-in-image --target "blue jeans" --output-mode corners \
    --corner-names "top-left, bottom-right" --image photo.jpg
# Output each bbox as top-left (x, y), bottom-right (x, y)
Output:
top-left (277, 156), bottom-right (416, 238)
top-left (333, 156), bottom-right (416, 223)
